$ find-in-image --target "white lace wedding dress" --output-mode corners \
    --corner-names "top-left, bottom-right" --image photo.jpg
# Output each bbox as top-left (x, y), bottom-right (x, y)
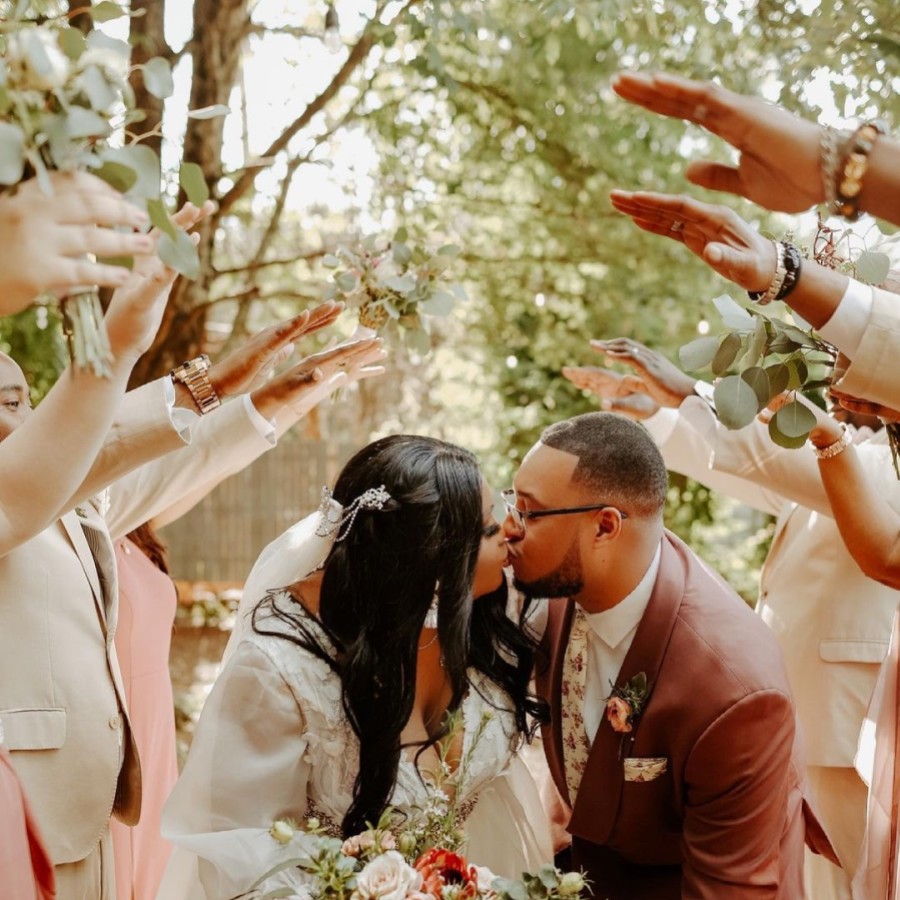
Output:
top-left (159, 591), bottom-right (552, 899)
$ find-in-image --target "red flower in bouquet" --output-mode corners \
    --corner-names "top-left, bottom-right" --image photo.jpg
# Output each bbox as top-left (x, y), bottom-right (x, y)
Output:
top-left (414, 848), bottom-right (479, 899)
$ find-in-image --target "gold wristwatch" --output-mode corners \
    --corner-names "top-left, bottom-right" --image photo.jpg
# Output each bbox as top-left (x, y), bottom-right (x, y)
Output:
top-left (170, 354), bottom-right (221, 415)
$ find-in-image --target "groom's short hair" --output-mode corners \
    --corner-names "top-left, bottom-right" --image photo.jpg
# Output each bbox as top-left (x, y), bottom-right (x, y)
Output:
top-left (540, 412), bottom-right (668, 517)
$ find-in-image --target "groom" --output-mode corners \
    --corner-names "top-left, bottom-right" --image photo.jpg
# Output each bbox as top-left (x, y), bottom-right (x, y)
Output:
top-left (505, 412), bottom-right (835, 899)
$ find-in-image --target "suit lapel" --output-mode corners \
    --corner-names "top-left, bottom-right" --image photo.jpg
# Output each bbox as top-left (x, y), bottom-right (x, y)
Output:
top-left (568, 533), bottom-right (686, 846)
top-left (60, 510), bottom-right (106, 626)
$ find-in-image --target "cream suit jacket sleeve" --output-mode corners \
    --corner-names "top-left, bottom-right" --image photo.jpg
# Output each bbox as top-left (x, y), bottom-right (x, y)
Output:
top-left (104, 396), bottom-right (276, 539)
top-left (833, 284), bottom-right (900, 410)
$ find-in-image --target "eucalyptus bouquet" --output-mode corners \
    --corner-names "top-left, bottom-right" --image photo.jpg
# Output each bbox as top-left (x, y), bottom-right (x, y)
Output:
top-left (322, 229), bottom-right (467, 355)
top-left (0, 3), bottom-right (214, 374)
top-left (236, 711), bottom-right (588, 900)
top-left (678, 223), bottom-right (899, 467)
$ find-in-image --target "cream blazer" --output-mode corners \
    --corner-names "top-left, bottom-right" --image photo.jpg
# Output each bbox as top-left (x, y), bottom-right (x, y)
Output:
top-left (647, 402), bottom-right (900, 768)
top-left (834, 284), bottom-right (900, 410)
top-left (0, 389), bottom-right (282, 866)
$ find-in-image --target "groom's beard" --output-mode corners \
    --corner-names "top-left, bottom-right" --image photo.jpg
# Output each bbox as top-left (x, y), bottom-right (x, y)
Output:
top-left (513, 537), bottom-right (584, 599)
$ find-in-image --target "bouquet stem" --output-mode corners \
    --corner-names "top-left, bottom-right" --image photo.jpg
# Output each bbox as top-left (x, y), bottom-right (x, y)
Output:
top-left (61, 289), bottom-right (114, 378)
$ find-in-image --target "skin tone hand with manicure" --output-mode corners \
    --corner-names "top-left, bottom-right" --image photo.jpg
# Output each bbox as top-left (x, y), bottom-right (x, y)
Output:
top-left (0, 171), bottom-right (156, 316)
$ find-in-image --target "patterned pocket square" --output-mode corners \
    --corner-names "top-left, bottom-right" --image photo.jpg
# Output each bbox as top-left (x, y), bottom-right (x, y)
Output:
top-left (623, 756), bottom-right (668, 782)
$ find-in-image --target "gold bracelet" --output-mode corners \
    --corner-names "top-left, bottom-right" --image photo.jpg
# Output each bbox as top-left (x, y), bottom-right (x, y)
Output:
top-left (834, 121), bottom-right (884, 221)
top-left (811, 424), bottom-right (852, 460)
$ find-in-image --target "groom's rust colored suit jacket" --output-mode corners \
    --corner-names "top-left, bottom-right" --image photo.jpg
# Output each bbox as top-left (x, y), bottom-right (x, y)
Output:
top-left (535, 531), bottom-right (836, 900)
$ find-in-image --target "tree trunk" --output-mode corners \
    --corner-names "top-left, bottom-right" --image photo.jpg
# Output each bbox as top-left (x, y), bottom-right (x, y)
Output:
top-left (128, 0), bottom-right (171, 162)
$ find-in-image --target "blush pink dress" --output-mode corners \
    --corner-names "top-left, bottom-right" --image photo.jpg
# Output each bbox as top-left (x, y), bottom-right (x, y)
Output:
top-left (110, 537), bottom-right (179, 900)
top-left (0, 746), bottom-right (55, 900)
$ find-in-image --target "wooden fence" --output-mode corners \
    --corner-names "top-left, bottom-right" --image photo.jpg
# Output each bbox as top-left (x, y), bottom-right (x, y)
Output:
top-left (160, 437), bottom-right (358, 585)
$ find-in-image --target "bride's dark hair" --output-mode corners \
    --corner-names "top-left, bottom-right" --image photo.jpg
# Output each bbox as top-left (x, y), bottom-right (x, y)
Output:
top-left (253, 434), bottom-right (546, 837)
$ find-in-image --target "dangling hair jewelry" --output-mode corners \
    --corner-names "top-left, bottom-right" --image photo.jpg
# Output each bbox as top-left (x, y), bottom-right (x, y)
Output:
top-left (314, 484), bottom-right (393, 542)
top-left (423, 592), bottom-right (439, 629)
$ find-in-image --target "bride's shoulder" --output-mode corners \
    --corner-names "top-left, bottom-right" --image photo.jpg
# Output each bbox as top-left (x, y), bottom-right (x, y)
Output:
top-left (238, 591), bottom-right (338, 689)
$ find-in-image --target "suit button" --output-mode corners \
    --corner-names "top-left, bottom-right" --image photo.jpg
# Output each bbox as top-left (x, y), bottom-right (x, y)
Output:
top-left (109, 714), bottom-right (121, 730)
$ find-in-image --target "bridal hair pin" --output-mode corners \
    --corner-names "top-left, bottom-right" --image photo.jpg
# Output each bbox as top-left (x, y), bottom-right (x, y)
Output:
top-left (314, 484), bottom-right (393, 541)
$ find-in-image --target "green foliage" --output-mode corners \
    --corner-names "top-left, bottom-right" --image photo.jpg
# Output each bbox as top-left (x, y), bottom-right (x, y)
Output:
top-left (0, 304), bottom-right (66, 401)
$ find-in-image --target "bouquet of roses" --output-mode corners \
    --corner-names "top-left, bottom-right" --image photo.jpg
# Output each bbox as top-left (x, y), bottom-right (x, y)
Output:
top-left (240, 812), bottom-right (586, 900)
top-left (322, 228), bottom-right (467, 355)
top-left (0, 4), bottom-right (213, 374)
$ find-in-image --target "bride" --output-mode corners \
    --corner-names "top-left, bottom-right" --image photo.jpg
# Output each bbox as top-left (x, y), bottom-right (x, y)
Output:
top-left (160, 434), bottom-right (553, 898)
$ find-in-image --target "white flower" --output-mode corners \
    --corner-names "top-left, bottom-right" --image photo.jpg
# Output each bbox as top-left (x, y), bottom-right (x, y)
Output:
top-left (6, 28), bottom-right (71, 91)
top-left (351, 850), bottom-right (422, 900)
top-left (557, 871), bottom-right (586, 896)
top-left (473, 866), bottom-right (496, 893)
top-left (269, 819), bottom-right (295, 844)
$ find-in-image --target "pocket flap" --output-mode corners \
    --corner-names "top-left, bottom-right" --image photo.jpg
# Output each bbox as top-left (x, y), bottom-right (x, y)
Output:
top-left (0, 708), bottom-right (66, 750)
top-left (819, 639), bottom-right (889, 664)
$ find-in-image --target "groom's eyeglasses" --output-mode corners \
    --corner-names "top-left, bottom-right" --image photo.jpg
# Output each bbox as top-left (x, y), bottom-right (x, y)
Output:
top-left (500, 489), bottom-right (628, 534)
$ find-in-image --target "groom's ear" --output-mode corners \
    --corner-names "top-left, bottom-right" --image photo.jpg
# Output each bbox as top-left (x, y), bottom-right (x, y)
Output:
top-left (593, 508), bottom-right (625, 542)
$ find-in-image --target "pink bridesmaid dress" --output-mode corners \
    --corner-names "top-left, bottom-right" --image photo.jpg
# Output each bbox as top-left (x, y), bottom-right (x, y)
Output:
top-left (110, 537), bottom-right (179, 900)
top-left (0, 746), bottom-right (55, 900)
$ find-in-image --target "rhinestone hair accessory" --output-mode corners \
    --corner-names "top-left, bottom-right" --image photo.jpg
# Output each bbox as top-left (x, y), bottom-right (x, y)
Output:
top-left (424, 594), bottom-right (438, 629)
top-left (314, 484), bottom-right (392, 542)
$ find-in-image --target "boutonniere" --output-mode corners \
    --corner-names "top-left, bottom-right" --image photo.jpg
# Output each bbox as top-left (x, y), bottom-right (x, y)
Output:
top-left (604, 671), bottom-right (650, 734)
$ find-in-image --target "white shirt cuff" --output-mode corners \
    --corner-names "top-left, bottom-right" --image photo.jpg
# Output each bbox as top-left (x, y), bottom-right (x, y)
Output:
top-left (818, 278), bottom-right (873, 360)
top-left (165, 376), bottom-right (199, 441)
top-left (243, 394), bottom-right (277, 446)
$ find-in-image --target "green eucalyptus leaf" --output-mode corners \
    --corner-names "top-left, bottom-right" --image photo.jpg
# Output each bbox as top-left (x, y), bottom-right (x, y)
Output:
top-left (322, 254), bottom-right (340, 268)
top-left (158, 229), bottom-right (200, 280)
top-left (678, 335), bottom-right (719, 372)
top-left (765, 363), bottom-right (791, 397)
top-left (86, 30), bottom-right (131, 60)
top-left (855, 251), bottom-right (891, 286)
top-left (768, 413), bottom-right (808, 449)
top-left (713, 375), bottom-right (759, 430)
top-left (450, 282), bottom-right (468, 302)
top-left (186, 104), bottom-right (231, 120)
top-left (781, 325), bottom-right (818, 348)
top-left (744, 316), bottom-right (768, 368)
top-left (383, 297), bottom-right (401, 319)
top-left (93, 160), bottom-right (138, 194)
top-left (80, 65), bottom-right (118, 112)
top-left (58, 26), bottom-right (86, 61)
top-left (91, 1), bottom-right (127, 22)
top-left (785, 357), bottom-right (809, 390)
top-left (774, 399), bottom-right (817, 438)
top-left (179, 161), bottom-right (209, 205)
top-left (321, 282), bottom-right (338, 301)
top-left (404, 327), bottom-right (431, 355)
top-left (741, 366), bottom-right (771, 410)
top-left (391, 242), bottom-right (413, 266)
top-left (335, 272), bottom-right (358, 293)
top-left (394, 226), bottom-right (409, 243)
top-left (420, 290), bottom-right (455, 316)
top-left (141, 57), bottom-right (174, 100)
top-left (147, 198), bottom-right (176, 240)
top-left (712, 293), bottom-right (755, 332)
top-left (712, 332), bottom-right (743, 376)
top-left (383, 274), bottom-right (417, 294)
top-left (101, 145), bottom-right (160, 198)
top-left (769, 332), bottom-right (801, 354)
top-left (437, 243), bottom-right (461, 257)
top-left (66, 107), bottom-right (111, 138)
top-left (0, 121), bottom-right (26, 185)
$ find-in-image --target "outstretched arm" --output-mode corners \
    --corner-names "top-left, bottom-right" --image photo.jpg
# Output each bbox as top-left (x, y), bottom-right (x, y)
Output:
top-left (611, 71), bottom-right (900, 226)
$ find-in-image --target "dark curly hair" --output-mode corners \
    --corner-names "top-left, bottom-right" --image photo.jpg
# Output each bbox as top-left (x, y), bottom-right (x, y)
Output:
top-left (253, 434), bottom-right (547, 836)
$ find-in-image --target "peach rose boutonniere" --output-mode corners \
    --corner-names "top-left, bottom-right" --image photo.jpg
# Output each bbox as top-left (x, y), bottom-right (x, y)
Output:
top-left (604, 671), bottom-right (650, 735)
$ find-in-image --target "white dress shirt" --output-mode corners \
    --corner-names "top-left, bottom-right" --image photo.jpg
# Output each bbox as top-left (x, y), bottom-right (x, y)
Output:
top-left (580, 546), bottom-right (662, 742)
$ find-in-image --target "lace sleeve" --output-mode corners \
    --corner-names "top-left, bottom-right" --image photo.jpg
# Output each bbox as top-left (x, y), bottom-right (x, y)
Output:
top-left (161, 638), bottom-right (319, 899)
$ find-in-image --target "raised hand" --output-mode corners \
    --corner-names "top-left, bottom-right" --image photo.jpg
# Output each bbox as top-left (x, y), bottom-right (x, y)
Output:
top-left (611, 71), bottom-right (824, 214)
top-left (562, 365), bottom-right (659, 420)
top-left (609, 190), bottom-right (776, 292)
top-left (590, 338), bottom-right (696, 409)
top-left (251, 337), bottom-right (386, 420)
top-left (208, 301), bottom-right (345, 401)
top-left (0, 171), bottom-right (154, 316)
top-left (103, 201), bottom-right (216, 366)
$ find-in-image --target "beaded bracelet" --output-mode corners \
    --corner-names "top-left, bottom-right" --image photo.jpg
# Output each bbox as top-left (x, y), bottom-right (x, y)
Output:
top-left (833, 121), bottom-right (884, 221)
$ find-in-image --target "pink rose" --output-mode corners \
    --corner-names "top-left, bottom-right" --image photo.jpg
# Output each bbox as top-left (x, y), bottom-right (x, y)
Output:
top-left (351, 850), bottom-right (423, 900)
top-left (606, 696), bottom-right (633, 733)
top-left (342, 831), bottom-right (377, 857)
